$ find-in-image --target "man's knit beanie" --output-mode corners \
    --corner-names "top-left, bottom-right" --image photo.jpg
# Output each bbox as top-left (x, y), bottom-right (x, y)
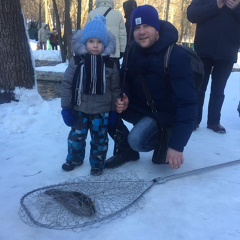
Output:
top-left (131, 5), bottom-right (161, 32)
top-left (81, 15), bottom-right (108, 47)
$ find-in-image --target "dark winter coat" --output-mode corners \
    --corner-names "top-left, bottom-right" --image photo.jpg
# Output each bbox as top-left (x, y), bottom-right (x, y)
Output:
top-left (121, 20), bottom-right (197, 152)
top-left (61, 30), bottom-right (121, 114)
top-left (123, 0), bottom-right (137, 42)
top-left (187, 0), bottom-right (240, 62)
top-left (49, 33), bottom-right (58, 44)
top-left (123, 0), bottom-right (137, 19)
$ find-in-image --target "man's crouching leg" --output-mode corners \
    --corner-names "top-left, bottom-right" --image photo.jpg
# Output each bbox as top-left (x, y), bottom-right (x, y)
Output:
top-left (105, 120), bottom-right (139, 169)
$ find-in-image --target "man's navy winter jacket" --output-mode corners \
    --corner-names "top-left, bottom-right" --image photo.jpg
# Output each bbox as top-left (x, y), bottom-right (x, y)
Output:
top-left (121, 20), bottom-right (198, 152)
top-left (187, 0), bottom-right (240, 62)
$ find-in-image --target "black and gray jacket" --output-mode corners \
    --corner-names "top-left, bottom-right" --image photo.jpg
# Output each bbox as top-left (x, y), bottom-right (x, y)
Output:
top-left (61, 30), bottom-right (121, 114)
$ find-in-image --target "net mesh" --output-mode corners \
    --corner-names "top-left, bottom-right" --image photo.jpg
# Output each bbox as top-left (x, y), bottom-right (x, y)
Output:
top-left (19, 171), bottom-right (152, 231)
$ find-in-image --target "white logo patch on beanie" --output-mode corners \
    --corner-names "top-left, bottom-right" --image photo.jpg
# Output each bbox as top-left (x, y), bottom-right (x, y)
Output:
top-left (135, 17), bottom-right (142, 26)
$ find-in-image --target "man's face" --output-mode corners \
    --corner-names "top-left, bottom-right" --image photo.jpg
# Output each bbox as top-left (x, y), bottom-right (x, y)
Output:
top-left (133, 24), bottom-right (159, 48)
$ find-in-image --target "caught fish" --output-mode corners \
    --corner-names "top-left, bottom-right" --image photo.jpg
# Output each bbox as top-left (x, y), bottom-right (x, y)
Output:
top-left (44, 189), bottom-right (95, 217)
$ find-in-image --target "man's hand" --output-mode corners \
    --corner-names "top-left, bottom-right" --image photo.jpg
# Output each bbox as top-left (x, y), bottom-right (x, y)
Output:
top-left (217, 0), bottom-right (226, 8)
top-left (166, 147), bottom-right (184, 169)
top-left (116, 93), bottom-right (129, 113)
top-left (226, 0), bottom-right (240, 9)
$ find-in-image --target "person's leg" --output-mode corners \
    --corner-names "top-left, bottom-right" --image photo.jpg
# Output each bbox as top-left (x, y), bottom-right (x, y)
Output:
top-left (89, 112), bottom-right (109, 175)
top-left (207, 60), bottom-right (233, 129)
top-left (196, 58), bottom-right (213, 126)
top-left (105, 109), bottom-right (142, 169)
top-left (128, 116), bottom-right (158, 152)
top-left (62, 111), bottom-right (88, 171)
top-left (43, 42), bottom-right (47, 50)
top-left (53, 43), bottom-right (58, 50)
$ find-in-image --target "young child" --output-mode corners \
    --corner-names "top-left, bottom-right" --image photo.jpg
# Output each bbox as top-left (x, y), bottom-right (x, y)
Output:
top-left (61, 15), bottom-right (121, 176)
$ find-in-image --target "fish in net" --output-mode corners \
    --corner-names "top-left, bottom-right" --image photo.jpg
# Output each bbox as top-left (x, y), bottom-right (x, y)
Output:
top-left (19, 171), bottom-right (150, 231)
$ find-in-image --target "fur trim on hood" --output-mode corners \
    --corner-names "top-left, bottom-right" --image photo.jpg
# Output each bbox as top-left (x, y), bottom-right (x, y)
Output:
top-left (95, 0), bottom-right (114, 8)
top-left (71, 29), bottom-right (116, 57)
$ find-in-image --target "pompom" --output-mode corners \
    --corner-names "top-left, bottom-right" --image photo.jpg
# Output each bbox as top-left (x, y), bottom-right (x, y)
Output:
top-left (93, 14), bottom-right (106, 25)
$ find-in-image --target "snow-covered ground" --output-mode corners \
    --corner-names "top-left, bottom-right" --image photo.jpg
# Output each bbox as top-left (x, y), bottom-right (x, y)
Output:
top-left (0, 40), bottom-right (240, 240)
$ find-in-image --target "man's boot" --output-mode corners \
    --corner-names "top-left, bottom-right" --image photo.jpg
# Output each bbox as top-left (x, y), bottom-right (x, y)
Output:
top-left (105, 129), bottom-right (139, 169)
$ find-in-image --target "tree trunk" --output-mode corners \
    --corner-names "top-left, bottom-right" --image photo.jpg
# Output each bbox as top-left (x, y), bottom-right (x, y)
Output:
top-left (38, 0), bottom-right (42, 29)
top-left (45, 0), bottom-right (49, 25)
top-left (166, 0), bottom-right (171, 21)
top-left (179, 0), bottom-right (185, 43)
top-left (77, 0), bottom-right (82, 30)
top-left (0, 0), bottom-right (35, 103)
top-left (89, 0), bottom-right (93, 12)
top-left (52, 0), bottom-right (66, 62)
top-left (64, 0), bottom-right (73, 60)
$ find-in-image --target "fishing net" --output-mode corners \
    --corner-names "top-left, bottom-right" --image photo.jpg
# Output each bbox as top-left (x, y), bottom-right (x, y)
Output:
top-left (19, 171), bottom-right (151, 231)
top-left (19, 159), bottom-right (240, 231)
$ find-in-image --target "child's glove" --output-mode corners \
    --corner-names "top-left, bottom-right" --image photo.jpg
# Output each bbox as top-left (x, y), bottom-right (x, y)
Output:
top-left (61, 109), bottom-right (76, 127)
top-left (108, 111), bottom-right (119, 129)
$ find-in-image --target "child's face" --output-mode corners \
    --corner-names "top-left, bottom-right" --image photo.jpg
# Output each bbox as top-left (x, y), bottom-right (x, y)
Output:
top-left (86, 38), bottom-right (104, 55)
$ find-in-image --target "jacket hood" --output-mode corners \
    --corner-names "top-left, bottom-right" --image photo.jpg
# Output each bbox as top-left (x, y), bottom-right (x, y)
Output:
top-left (158, 20), bottom-right (178, 50)
top-left (71, 29), bottom-right (116, 56)
top-left (95, 0), bottom-right (114, 8)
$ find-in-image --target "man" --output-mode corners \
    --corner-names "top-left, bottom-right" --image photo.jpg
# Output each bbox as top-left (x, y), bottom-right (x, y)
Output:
top-left (87, 0), bottom-right (127, 69)
top-left (187, 0), bottom-right (240, 133)
top-left (106, 5), bottom-right (197, 170)
top-left (38, 23), bottom-right (53, 50)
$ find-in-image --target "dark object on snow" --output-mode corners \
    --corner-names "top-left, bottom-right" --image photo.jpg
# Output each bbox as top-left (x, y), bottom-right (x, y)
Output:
top-left (44, 189), bottom-right (95, 216)
top-left (0, 90), bottom-right (19, 104)
top-left (237, 101), bottom-right (240, 117)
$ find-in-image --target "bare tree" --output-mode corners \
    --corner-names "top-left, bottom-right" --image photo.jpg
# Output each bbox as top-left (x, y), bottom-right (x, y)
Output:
top-left (165, 0), bottom-right (171, 21)
top-left (64, 0), bottom-right (73, 60)
top-left (39, 0), bottom-right (42, 29)
top-left (0, 0), bottom-right (35, 103)
top-left (89, 0), bottom-right (93, 12)
top-left (77, 0), bottom-right (82, 30)
top-left (52, 0), bottom-right (66, 62)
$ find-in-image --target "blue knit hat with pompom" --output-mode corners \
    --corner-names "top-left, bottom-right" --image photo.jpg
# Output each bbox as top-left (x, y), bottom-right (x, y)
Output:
top-left (81, 15), bottom-right (108, 47)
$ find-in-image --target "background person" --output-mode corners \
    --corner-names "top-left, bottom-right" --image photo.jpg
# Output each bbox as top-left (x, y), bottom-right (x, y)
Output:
top-left (87, 0), bottom-right (127, 69)
top-left (49, 28), bottom-right (58, 50)
top-left (123, 0), bottom-right (137, 43)
top-left (38, 23), bottom-right (53, 50)
top-left (187, 0), bottom-right (240, 133)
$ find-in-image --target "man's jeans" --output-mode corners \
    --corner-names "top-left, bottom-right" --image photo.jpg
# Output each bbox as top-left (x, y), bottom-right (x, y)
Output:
top-left (117, 109), bottom-right (159, 152)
